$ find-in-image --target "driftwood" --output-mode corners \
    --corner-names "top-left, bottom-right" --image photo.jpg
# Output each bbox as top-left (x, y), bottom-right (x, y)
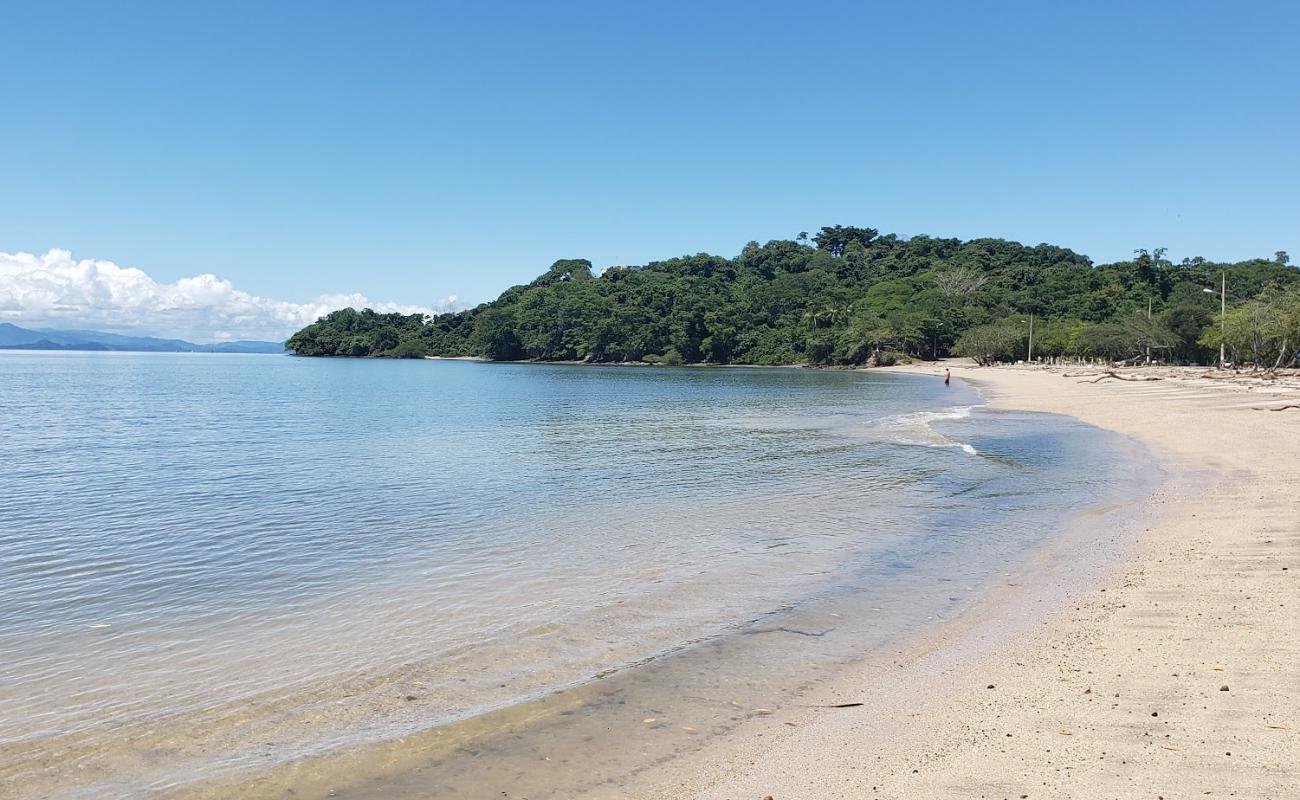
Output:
top-left (1078, 370), bottom-right (1164, 384)
top-left (1253, 404), bottom-right (1300, 412)
top-left (743, 626), bottom-right (835, 638)
top-left (812, 702), bottom-right (865, 708)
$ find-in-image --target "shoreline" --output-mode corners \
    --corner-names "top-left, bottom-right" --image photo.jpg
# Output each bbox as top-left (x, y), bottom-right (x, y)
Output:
top-left (163, 368), bottom-right (1172, 800)
top-left (12, 362), bottom-right (1295, 799)
top-left (681, 362), bottom-right (1300, 799)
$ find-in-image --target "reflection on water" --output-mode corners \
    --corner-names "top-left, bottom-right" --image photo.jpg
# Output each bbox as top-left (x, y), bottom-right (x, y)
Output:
top-left (0, 354), bottom-right (1149, 798)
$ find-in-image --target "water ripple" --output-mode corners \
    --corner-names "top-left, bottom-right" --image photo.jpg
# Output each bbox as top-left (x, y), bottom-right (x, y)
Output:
top-left (0, 353), bottom-right (1144, 797)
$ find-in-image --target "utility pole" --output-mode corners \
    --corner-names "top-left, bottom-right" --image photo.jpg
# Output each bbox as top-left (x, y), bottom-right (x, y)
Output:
top-left (1146, 297), bottom-right (1152, 365)
top-left (1219, 271), bottom-right (1226, 369)
top-left (1204, 274), bottom-right (1228, 369)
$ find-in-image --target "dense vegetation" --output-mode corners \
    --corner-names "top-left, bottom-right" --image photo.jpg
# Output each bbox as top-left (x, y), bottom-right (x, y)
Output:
top-left (286, 226), bottom-right (1300, 369)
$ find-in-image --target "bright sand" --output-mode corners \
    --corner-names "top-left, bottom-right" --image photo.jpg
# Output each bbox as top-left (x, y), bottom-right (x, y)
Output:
top-left (672, 364), bottom-right (1300, 799)
top-left (16, 361), bottom-right (1294, 799)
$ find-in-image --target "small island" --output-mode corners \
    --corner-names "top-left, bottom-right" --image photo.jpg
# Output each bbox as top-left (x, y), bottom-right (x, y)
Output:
top-left (285, 225), bottom-right (1299, 370)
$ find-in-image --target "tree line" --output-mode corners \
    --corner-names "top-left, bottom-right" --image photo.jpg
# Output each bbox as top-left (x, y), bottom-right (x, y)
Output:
top-left (285, 227), bottom-right (1300, 370)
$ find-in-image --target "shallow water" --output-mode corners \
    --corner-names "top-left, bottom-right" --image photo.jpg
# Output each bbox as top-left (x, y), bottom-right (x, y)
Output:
top-left (0, 353), bottom-right (1153, 798)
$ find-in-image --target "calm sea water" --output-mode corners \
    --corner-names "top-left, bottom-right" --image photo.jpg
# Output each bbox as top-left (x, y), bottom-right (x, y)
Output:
top-left (0, 352), bottom-right (1152, 798)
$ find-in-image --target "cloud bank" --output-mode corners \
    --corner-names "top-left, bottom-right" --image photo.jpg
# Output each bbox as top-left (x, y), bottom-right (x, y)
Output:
top-left (0, 249), bottom-right (460, 343)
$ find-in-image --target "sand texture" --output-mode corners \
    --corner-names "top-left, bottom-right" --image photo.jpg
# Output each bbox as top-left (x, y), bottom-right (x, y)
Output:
top-left (683, 364), bottom-right (1300, 800)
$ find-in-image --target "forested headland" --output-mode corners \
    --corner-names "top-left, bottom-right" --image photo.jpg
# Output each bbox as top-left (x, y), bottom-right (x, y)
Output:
top-left (285, 226), bottom-right (1300, 369)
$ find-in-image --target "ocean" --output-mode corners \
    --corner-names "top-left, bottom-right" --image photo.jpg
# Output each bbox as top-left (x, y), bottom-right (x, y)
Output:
top-left (0, 352), bottom-right (1155, 798)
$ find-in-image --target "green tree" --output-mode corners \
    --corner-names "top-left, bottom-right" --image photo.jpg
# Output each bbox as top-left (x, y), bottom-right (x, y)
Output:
top-left (952, 322), bottom-right (1023, 366)
top-left (1201, 287), bottom-right (1300, 371)
top-left (286, 225), bottom-right (1299, 369)
top-left (813, 225), bottom-right (879, 257)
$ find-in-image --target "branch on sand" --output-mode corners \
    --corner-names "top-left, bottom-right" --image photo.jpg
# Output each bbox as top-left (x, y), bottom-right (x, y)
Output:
top-left (743, 626), bottom-right (836, 638)
top-left (809, 702), bottom-right (865, 709)
top-left (1078, 370), bottom-right (1164, 384)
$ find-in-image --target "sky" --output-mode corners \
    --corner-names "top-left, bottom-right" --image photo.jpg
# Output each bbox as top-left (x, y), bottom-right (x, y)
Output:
top-left (1, 0), bottom-right (1297, 342)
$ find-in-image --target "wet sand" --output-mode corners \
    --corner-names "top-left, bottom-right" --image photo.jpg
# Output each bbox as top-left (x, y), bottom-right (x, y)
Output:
top-left (120, 368), bottom-right (1164, 800)
top-left (17, 363), bottom-right (1294, 799)
top-left (684, 363), bottom-right (1300, 799)
top-left (159, 425), bottom-right (1155, 800)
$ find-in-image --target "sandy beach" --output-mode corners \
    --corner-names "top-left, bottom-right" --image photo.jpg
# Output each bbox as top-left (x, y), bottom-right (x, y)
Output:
top-left (8, 361), bottom-right (1297, 800)
top-left (675, 363), bottom-right (1300, 799)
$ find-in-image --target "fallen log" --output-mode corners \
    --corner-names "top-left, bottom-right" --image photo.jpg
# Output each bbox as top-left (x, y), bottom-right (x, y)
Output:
top-left (1079, 370), bottom-right (1164, 384)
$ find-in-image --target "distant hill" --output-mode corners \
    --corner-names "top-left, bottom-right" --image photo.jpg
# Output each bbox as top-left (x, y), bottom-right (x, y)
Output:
top-left (0, 323), bottom-right (283, 354)
top-left (285, 225), bottom-right (1299, 367)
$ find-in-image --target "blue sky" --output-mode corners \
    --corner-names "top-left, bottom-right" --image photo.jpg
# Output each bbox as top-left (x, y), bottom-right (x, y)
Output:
top-left (1, 1), bottom-right (1297, 340)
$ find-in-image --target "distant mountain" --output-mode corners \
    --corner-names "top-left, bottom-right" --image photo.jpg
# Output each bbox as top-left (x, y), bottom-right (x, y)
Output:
top-left (0, 323), bottom-right (283, 354)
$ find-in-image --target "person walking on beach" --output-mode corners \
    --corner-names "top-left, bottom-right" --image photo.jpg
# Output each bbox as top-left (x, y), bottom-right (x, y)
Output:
top-left (944, 368), bottom-right (951, 386)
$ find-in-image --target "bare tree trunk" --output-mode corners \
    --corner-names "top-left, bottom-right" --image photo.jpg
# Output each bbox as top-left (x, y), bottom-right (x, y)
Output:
top-left (1268, 337), bottom-right (1291, 374)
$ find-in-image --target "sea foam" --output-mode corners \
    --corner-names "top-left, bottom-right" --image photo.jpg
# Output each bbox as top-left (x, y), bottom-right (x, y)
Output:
top-left (865, 405), bottom-right (980, 455)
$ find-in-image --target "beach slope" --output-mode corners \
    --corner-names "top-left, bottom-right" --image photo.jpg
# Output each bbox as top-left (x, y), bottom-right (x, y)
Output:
top-left (691, 364), bottom-right (1300, 799)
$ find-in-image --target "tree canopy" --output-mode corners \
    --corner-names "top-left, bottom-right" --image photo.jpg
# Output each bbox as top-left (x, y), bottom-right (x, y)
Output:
top-left (286, 227), bottom-right (1300, 369)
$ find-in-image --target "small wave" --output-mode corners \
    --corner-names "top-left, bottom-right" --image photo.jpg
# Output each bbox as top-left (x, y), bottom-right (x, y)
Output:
top-left (703, 407), bottom-right (980, 455)
top-left (862, 405), bottom-right (980, 455)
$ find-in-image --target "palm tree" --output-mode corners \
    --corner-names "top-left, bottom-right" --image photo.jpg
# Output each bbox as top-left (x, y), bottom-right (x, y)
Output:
top-left (823, 302), bottom-right (854, 327)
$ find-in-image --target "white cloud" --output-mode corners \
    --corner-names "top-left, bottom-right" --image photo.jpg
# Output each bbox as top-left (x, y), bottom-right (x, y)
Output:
top-left (0, 249), bottom-right (461, 343)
